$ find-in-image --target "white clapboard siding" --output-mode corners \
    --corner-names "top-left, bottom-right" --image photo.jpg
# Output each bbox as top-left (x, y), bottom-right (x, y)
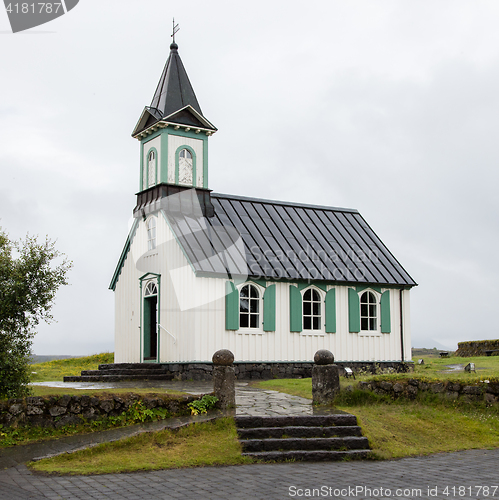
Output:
top-left (115, 215), bottom-right (412, 363)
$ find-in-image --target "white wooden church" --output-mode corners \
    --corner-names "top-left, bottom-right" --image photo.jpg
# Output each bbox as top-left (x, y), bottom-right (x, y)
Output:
top-left (110, 41), bottom-right (417, 366)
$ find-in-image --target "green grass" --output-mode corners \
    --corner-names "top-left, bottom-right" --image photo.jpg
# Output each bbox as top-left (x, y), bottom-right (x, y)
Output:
top-left (352, 402), bottom-right (499, 459)
top-left (254, 357), bottom-right (499, 460)
top-left (29, 418), bottom-right (254, 475)
top-left (30, 353), bottom-right (114, 382)
top-left (404, 354), bottom-right (499, 382)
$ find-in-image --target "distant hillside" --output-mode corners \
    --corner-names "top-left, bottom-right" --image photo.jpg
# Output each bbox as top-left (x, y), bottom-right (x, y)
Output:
top-left (30, 355), bottom-right (75, 364)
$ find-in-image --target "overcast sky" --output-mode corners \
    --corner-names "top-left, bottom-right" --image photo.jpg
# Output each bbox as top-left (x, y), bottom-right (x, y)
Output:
top-left (1, 0), bottom-right (499, 355)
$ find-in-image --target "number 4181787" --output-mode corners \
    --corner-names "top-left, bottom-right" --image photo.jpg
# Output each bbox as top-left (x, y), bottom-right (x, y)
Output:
top-left (5, 3), bottom-right (62, 14)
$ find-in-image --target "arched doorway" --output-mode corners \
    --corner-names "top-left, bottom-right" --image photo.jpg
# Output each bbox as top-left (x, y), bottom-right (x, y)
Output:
top-left (143, 281), bottom-right (158, 361)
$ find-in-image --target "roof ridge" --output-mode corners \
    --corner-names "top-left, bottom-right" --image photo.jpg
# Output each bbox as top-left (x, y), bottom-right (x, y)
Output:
top-left (211, 192), bottom-right (359, 213)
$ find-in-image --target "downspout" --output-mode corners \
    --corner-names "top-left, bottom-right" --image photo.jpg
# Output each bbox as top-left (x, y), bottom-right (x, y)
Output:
top-left (399, 289), bottom-right (404, 362)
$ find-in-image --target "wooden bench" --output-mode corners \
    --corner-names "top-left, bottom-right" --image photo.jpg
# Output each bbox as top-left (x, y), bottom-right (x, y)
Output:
top-left (439, 352), bottom-right (449, 358)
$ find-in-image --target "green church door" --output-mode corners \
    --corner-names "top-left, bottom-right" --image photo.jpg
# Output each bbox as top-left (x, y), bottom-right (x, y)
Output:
top-left (143, 281), bottom-right (158, 362)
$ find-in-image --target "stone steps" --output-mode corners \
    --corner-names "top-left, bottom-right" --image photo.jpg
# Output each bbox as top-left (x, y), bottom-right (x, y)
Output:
top-left (63, 362), bottom-right (182, 383)
top-left (237, 425), bottom-right (363, 439)
top-left (235, 414), bottom-right (370, 462)
top-left (80, 369), bottom-right (171, 376)
top-left (244, 450), bottom-right (370, 461)
top-left (63, 373), bottom-right (176, 382)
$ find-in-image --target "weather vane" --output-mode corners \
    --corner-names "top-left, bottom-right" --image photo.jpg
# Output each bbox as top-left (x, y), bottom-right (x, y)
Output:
top-left (171, 18), bottom-right (180, 43)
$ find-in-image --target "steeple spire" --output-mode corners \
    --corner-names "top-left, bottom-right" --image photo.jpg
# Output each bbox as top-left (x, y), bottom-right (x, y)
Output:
top-left (132, 35), bottom-right (216, 138)
top-left (150, 41), bottom-right (203, 118)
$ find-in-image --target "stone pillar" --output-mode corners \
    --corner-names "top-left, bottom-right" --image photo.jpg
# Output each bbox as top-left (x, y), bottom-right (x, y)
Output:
top-left (212, 349), bottom-right (236, 409)
top-left (312, 349), bottom-right (340, 405)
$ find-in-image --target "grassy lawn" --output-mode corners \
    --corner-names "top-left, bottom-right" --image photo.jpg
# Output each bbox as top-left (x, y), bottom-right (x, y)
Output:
top-left (30, 353), bottom-right (114, 382)
top-left (29, 418), bottom-right (254, 475)
top-left (406, 354), bottom-right (499, 382)
top-left (18, 353), bottom-right (499, 474)
top-left (254, 355), bottom-right (499, 459)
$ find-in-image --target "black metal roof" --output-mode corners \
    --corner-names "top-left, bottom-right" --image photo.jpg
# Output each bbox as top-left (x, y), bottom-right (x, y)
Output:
top-left (133, 43), bottom-right (216, 136)
top-left (164, 193), bottom-right (417, 287)
top-left (151, 43), bottom-right (202, 118)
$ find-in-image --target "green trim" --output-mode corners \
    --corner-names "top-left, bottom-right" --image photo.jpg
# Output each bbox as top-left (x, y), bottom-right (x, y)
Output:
top-left (348, 288), bottom-right (360, 333)
top-left (356, 285), bottom-right (382, 294)
top-left (139, 142), bottom-right (144, 192)
top-left (143, 295), bottom-right (153, 358)
top-left (160, 132), bottom-right (168, 184)
top-left (139, 273), bottom-right (161, 363)
top-left (289, 285), bottom-right (302, 332)
top-left (263, 284), bottom-right (276, 332)
top-left (203, 136), bottom-right (208, 188)
top-left (139, 280), bottom-right (143, 362)
top-left (144, 147), bottom-right (158, 189)
top-left (109, 219), bottom-right (140, 291)
top-left (157, 275), bottom-right (161, 361)
top-left (160, 211), bottom-right (196, 274)
top-left (225, 281), bottom-right (239, 330)
top-left (296, 282), bottom-right (328, 292)
top-left (325, 288), bottom-right (336, 333)
top-left (174, 145), bottom-right (197, 187)
top-left (380, 290), bottom-right (391, 333)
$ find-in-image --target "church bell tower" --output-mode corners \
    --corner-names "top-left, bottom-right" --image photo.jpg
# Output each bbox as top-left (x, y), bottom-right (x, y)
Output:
top-left (131, 41), bottom-right (217, 218)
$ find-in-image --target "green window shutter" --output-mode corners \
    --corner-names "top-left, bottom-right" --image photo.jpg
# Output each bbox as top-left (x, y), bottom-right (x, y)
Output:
top-left (380, 290), bottom-right (391, 333)
top-left (263, 284), bottom-right (276, 332)
top-left (348, 288), bottom-right (360, 333)
top-left (225, 281), bottom-right (239, 330)
top-left (289, 285), bottom-right (302, 332)
top-left (325, 288), bottom-right (336, 333)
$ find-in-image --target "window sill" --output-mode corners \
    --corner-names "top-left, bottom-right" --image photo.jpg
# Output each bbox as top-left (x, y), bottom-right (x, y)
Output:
top-left (237, 329), bottom-right (264, 335)
top-left (358, 331), bottom-right (382, 337)
top-left (300, 330), bottom-right (326, 336)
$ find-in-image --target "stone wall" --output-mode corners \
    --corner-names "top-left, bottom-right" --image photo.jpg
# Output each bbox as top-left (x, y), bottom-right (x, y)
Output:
top-left (0, 393), bottom-right (199, 430)
top-left (356, 378), bottom-right (499, 404)
top-left (455, 340), bottom-right (499, 357)
top-left (95, 361), bottom-right (411, 381)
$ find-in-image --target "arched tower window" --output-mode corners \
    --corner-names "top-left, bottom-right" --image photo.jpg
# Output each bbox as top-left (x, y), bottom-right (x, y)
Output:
top-left (147, 217), bottom-right (156, 251)
top-left (360, 291), bottom-right (377, 331)
top-left (147, 150), bottom-right (156, 188)
top-left (303, 288), bottom-right (321, 330)
top-left (144, 281), bottom-right (158, 297)
top-left (178, 148), bottom-right (193, 185)
top-left (239, 284), bottom-right (260, 328)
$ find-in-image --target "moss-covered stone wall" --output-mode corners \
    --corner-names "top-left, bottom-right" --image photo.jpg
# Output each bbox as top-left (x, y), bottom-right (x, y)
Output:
top-left (455, 340), bottom-right (499, 357)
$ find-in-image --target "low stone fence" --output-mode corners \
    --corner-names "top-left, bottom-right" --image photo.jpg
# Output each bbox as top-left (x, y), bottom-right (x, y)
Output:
top-left (0, 393), bottom-right (200, 430)
top-left (356, 378), bottom-right (499, 404)
top-left (455, 340), bottom-right (499, 357)
top-left (92, 361), bottom-right (410, 381)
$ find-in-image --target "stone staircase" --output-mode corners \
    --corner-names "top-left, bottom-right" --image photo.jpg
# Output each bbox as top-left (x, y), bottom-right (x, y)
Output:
top-left (63, 363), bottom-right (176, 383)
top-left (235, 414), bottom-right (370, 461)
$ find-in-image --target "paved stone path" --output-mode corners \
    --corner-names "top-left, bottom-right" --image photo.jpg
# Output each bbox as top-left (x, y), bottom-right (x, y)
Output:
top-left (1, 381), bottom-right (497, 499)
top-left (0, 448), bottom-right (498, 499)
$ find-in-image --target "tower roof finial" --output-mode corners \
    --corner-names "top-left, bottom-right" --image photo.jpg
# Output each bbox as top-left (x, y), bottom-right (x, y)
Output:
top-left (171, 18), bottom-right (180, 50)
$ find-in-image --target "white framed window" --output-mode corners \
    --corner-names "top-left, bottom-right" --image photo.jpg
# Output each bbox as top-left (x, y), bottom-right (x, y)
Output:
top-left (238, 283), bottom-right (264, 334)
top-left (146, 217), bottom-right (156, 251)
top-left (144, 281), bottom-right (158, 297)
top-left (147, 150), bottom-right (156, 188)
top-left (302, 287), bottom-right (322, 332)
top-left (360, 291), bottom-right (378, 332)
top-left (178, 148), bottom-right (193, 185)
